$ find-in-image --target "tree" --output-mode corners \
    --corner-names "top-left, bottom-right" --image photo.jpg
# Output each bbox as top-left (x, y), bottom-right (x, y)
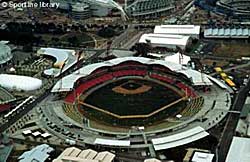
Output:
top-left (97, 27), bottom-right (116, 38)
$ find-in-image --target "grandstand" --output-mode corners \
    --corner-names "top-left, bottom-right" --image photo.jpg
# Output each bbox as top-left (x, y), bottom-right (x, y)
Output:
top-left (51, 57), bottom-right (212, 126)
top-left (40, 56), bottom-right (232, 153)
top-left (125, 0), bottom-right (175, 18)
top-left (0, 87), bottom-right (15, 102)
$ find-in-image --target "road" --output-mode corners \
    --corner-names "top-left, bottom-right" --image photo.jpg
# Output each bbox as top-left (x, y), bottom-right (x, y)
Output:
top-left (210, 62), bottom-right (250, 76)
top-left (0, 88), bottom-right (52, 133)
top-left (217, 77), bottom-right (250, 162)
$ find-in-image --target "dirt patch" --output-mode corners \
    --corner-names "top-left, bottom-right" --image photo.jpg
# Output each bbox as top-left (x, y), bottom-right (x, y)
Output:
top-left (213, 42), bottom-right (250, 58)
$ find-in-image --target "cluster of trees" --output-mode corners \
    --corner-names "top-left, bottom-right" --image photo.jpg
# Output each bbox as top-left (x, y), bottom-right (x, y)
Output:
top-left (6, 22), bottom-right (87, 34)
top-left (97, 25), bottom-right (126, 38)
top-left (0, 22), bottom-right (94, 48)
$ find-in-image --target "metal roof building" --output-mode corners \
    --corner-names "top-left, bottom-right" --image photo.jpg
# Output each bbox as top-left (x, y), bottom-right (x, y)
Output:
top-left (139, 33), bottom-right (191, 50)
top-left (191, 152), bottom-right (214, 162)
top-left (225, 137), bottom-right (250, 162)
top-left (154, 25), bottom-right (201, 39)
top-left (94, 138), bottom-right (131, 147)
top-left (204, 27), bottom-right (250, 38)
top-left (18, 144), bottom-right (54, 162)
top-left (53, 147), bottom-right (115, 162)
top-left (151, 126), bottom-right (209, 151)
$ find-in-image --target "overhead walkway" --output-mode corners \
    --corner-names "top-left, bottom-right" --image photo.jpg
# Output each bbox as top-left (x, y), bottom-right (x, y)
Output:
top-left (94, 138), bottom-right (130, 147)
top-left (151, 126), bottom-right (209, 151)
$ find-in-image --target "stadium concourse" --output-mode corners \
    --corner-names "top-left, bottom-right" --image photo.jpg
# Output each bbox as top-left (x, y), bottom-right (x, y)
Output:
top-left (36, 56), bottom-right (232, 156)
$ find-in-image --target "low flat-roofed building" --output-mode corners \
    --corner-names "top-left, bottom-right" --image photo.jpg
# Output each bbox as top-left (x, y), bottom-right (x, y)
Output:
top-left (53, 147), bottom-right (115, 162)
top-left (139, 33), bottom-right (191, 50)
top-left (154, 25), bottom-right (200, 39)
top-left (226, 136), bottom-right (250, 162)
top-left (144, 158), bottom-right (162, 162)
top-left (191, 152), bottom-right (214, 162)
top-left (204, 27), bottom-right (250, 39)
top-left (18, 144), bottom-right (54, 162)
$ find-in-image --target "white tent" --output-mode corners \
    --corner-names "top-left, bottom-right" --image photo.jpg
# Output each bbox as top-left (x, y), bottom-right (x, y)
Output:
top-left (0, 74), bottom-right (42, 91)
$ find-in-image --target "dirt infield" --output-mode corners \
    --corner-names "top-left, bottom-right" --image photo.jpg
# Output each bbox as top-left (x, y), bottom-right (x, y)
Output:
top-left (112, 84), bottom-right (152, 94)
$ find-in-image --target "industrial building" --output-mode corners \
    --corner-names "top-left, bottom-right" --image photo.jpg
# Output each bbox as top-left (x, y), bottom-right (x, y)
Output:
top-left (139, 33), bottom-right (191, 50)
top-left (18, 144), bottom-right (54, 162)
top-left (216, 0), bottom-right (250, 17)
top-left (154, 25), bottom-right (201, 39)
top-left (225, 137), bottom-right (250, 162)
top-left (204, 27), bottom-right (250, 39)
top-left (53, 147), bottom-right (115, 162)
top-left (125, 0), bottom-right (175, 19)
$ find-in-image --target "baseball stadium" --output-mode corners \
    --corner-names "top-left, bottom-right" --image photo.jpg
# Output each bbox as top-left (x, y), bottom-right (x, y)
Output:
top-left (38, 56), bottom-right (232, 153)
top-left (195, 0), bottom-right (250, 19)
top-left (217, 0), bottom-right (250, 17)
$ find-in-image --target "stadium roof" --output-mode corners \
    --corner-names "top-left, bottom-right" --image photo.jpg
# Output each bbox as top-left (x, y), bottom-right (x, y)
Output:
top-left (154, 25), bottom-right (200, 36)
top-left (139, 33), bottom-right (190, 48)
top-left (52, 57), bottom-right (212, 92)
top-left (37, 48), bottom-right (78, 77)
top-left (178, 69), bottom-right (212, 86)
top-left (164, 53), bottom-right (191, 65)
top-left (94, 138), bottom-right (131, 147)
top-left (226, 137), bottom-right (250, 162)
top-left (18, 144), bottom-right (54, 162)
top-left (204, 28), bottom-right (250, 38)
top-left (0, 74), bottom-right (42, 91)
top-left (151, 126), bottom-right (209, 151)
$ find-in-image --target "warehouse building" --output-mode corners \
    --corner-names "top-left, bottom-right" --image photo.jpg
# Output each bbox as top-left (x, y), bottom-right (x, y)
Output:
top-left (139, 33), bottom-right (191, 50)
top-left (204, 27), bottom-right (250, 39)
top-left (154, 25), bottom-right (201, 39)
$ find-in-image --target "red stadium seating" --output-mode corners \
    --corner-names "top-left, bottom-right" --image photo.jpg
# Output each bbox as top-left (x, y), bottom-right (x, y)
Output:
top-left (112, 70), bottom-right (147, 77)
top-left (64, 70), bottom-right (148, 103)
top-left (64, 74), bottom-right (115, 103)
top-left (150, 73), bottom-right (197, 98)
top-left (0, 104), bottom-right (11, 113)
top-left (176, 82), bottom-right (197, 98)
